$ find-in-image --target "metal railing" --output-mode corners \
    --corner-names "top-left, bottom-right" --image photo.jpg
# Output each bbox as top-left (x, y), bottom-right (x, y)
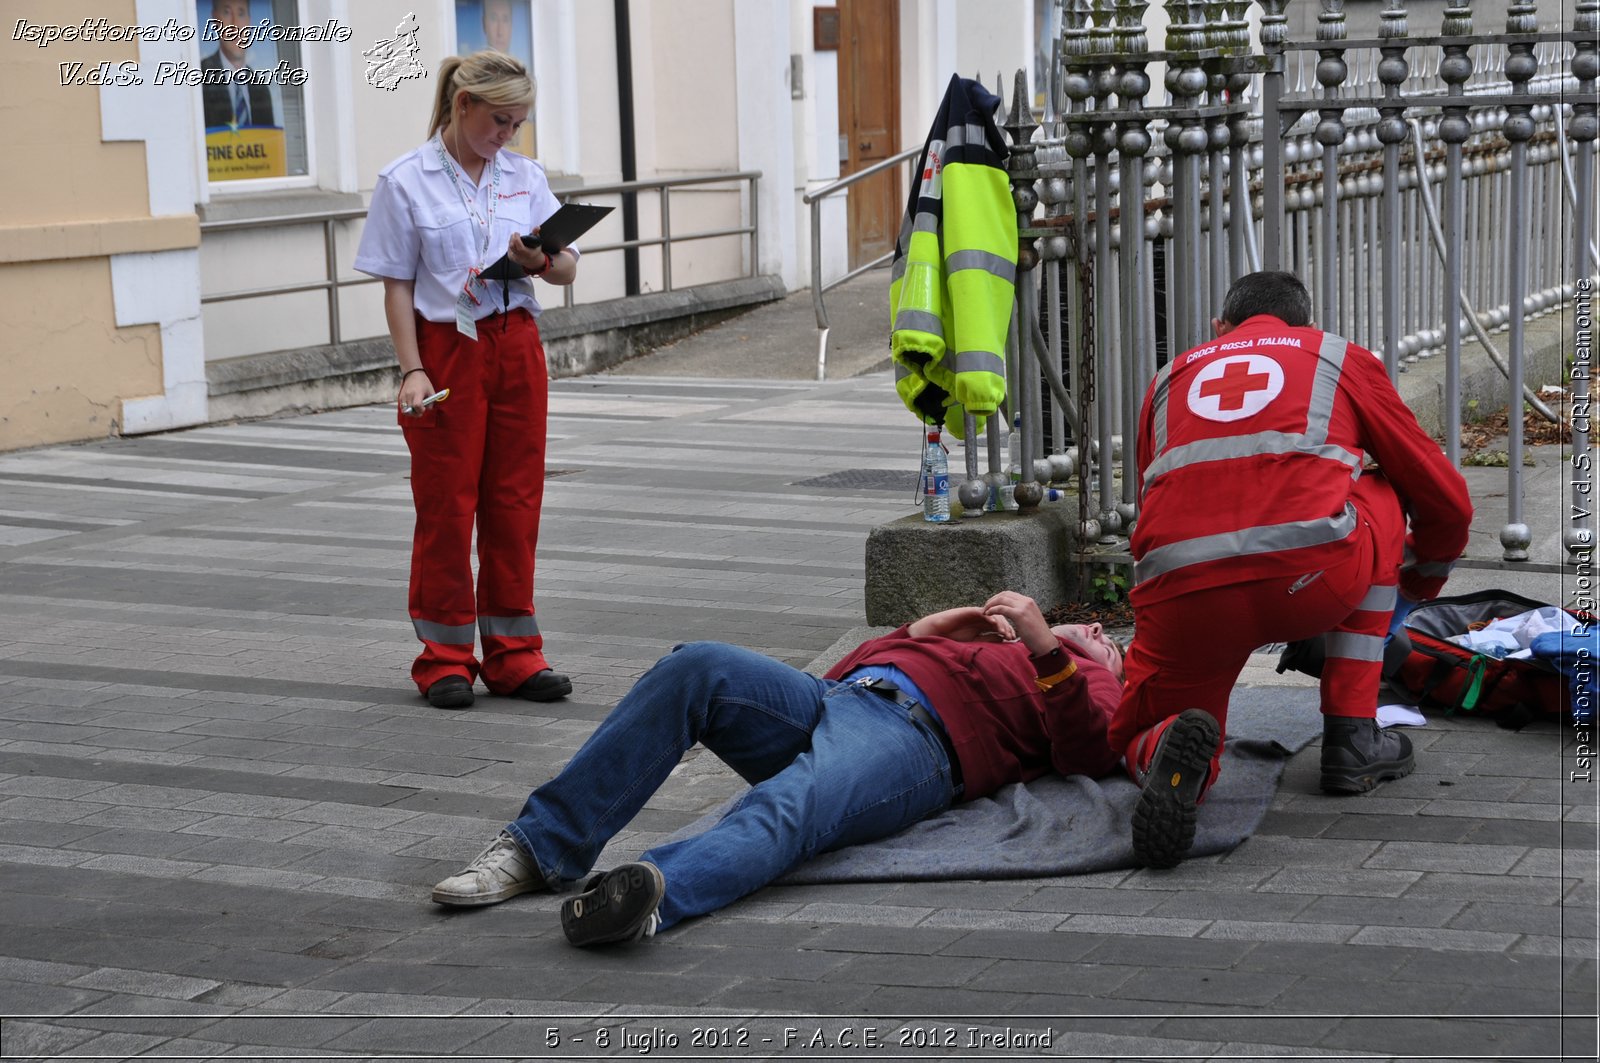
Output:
top-left (945, 0), bottom-right (1596, 575)
top-left (198, 169), bottom-right (763, 346)
top-left (802, 146), bottom-right (921, 379)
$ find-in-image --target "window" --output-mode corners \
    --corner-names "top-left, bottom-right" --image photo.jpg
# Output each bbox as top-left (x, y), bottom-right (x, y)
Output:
top-left (199, 0), bottom-right (311, 181)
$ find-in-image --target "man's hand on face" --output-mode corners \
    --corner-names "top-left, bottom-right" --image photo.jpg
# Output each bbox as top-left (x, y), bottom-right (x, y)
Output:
top-left (910, 606), bottom-right (1015, 643)
top-left (981, 592), bottom-right (1057, 657)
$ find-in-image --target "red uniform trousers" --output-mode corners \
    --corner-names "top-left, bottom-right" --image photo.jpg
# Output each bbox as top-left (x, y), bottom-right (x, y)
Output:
top-left (1112, 474), bottom-right (1407, 782)
top-left (403, 309), bottom-right (551, 694)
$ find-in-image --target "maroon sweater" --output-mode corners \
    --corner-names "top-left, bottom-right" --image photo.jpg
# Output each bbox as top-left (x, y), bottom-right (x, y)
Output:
top-left (825, 627), bottom-right (1122, 801)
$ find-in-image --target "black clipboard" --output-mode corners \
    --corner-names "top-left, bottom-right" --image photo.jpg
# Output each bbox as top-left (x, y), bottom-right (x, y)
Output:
top-left (480, 202), bottom-right (614, 281)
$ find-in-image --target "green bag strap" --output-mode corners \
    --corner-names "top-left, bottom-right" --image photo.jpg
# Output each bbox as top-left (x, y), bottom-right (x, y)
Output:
top-left (1457, 655), bottom-right (1489, 713)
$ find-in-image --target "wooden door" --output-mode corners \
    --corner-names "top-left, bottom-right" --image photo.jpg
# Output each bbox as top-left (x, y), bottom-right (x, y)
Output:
top-left (837, 0), bottom-right (900, 268)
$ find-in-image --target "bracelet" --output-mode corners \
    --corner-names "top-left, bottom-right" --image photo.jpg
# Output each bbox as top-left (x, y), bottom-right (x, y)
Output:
top-left (401, 367), bottom-right (427, 380)
top-left (1034, 659), bottom-right (1078, 692)
top-left (531, 249), bottom-right (558, 278)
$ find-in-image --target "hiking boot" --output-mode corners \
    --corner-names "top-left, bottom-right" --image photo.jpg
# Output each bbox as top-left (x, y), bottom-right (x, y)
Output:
top-left (427, 675), bottom-right (475, 710)
top-left (431, 831), bottom-right (544, 906)
top-left (509, 669), bottom-right (572, 702)
top-left (1131, 709), bottom-right (1221, 869)
top-left (1320, 716), bottom-right (1415, 795)
top-left (561, 861), bottom-right (664, 947)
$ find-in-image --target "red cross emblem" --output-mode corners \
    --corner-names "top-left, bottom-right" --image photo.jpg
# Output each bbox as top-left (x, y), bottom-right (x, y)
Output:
top-left (1186, 354), bottom-right (1284, 422)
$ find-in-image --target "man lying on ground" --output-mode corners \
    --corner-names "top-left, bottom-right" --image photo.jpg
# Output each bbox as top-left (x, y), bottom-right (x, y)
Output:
top-left (429, 591), bottom-right (1125, 946)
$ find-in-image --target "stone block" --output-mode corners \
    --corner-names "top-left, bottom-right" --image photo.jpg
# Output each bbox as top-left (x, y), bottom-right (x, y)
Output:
top-left (864, 504), bottom-right (1082, 626)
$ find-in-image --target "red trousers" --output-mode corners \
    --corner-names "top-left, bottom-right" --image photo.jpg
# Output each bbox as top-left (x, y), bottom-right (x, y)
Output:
top-left (1110, 473), bottom-right (1407, 763)
top-left (403, 310), bottom-right (551, 694)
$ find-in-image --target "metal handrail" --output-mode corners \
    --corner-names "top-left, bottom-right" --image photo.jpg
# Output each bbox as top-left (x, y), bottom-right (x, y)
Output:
top-left (801, 146), bottom-right (920, 380)
top-left (198, 169), bottom-right (763, 342)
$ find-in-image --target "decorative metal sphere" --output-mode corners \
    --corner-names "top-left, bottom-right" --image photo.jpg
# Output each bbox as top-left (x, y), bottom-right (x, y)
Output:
top-left (1042, 235), bottom-right (1069, 261)
top-left (1144, 158), bottom-right (1161, 182)
top-left (1095, 67), bottom-right (1120, 99)
top-left (1063, 73), bottom-right (1094, 101)
top-left (1250, 144), bottom-right (1263, 167)
top-left (1017, 245), bottom-right (1039, 271)
top-left (1358, 173), bottom-right (1378, 196)
top-left (1121, 69), bottom-right (1151, 99)
top-left (1438, 114), bottom-right (1472, 143)
top-left (1097, 508), bottom-right (1123, 536)
top-left (1504, 114), bottom-right (1536, 142)
top-left (1524, 294), bottom-right (1541, 314)
top-left (1439, 53), bottom-right (1473, 84)
top-left (1158, 161), bottom-right (1174, 184)
top-left (1158, 215), bottom-right (1174, 238)
top-left (1178, 125), bottom-right (1210, 153)
top-left (1031, 459), bottom-right (1055, 485)
top-left (1316, 117), bottom-right (1347, 145)
top-left (1505, 52), bottom-right (1538, 83)
top-left (958, 478), bottom-right (989, 513)
top-left (1048, 452), bottom-right (1075, 482)
top-left (1398, 335), bottom-right (1418, 358)
top-left (1066, 131), bottom-right (1093, 158)
top-left (1091, 124), bottom-right (1118, 155)
top-left (1016, 482), bottom-right (1044, 508)
top-left (1284, 140), bottom-right (1301, 164)
top-left (1572, 113), bottom-right (1600, 142)
top-left (1078, 518), bottom-right (1102, 542)
top-left (1377, 116), bottom-right (1407, 144)
top-left (1176, 67), bottom-right (1209, 97)
top-left (1377, 56), bottom-right (1408, 84)
top-left (1316, 56), bottom-right (1348, 87)
top-left (1227, 72), bottom-right (1252, 95)
top-left (1486, 306), bottom-right (1508, 328)
top-left (1043, 177), bottom-right (1069, 204)
top-left (1013, 184), bottom-right (1040, 212)
top-left (1119, 127), bottom-right (1151, 155)
top-left (1145, 216), bottom-right (1163, 239)
top-left (1574, 51), bottom-right (1600, 82)
top-left (1210, 122), bottom-right (1230, 150)
top-left (1115, 501), bottom-right (1138, 529)
top-left (1500, 523), bottom-right (1532, 562)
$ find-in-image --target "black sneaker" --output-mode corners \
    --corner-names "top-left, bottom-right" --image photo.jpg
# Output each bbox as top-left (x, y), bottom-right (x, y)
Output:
top-left (1320, 716), bottom-right (1415, 794)
top-left (426, 675), bottom-right (474, 710)
top-left (510, 669), bottom-right (572, 702)
top-left (1131, 709), bottom-right (1221, 869)
top-left (561, 862), bottom-right (664, 947)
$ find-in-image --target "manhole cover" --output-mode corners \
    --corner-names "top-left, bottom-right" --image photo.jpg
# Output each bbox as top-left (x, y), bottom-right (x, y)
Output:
top-left (792, 469), bottom-right (916, 491)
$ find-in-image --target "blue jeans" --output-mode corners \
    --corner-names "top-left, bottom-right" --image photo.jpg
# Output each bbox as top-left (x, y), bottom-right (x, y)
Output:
top-left (504, 642), bottom-right (955, 929)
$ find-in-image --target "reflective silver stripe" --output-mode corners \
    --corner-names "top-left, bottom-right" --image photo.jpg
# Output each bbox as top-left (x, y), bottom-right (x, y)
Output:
top-left (946, 248), bottom-right (1015, 283)
top-left (1150, 363), bottom-right (1174, 456)
top-left (895, 309), bottom-right (944, 338)
top-left (413, 618), bottom-right (475, 644)
top-left (913, 211), bottom-right (940, 235)
top-left (1135, 503), bottom-right (1359, 584)
top-left (1304, 331), bottom-right (1349, 445)
top-left (1356, 584), bottom-right (1398, 613)
top-left (1326, 632), bottom-right (1385, 662)
top-left (1403, 560), bottom-right (1453, 578)
top-left (479, 615), bottom-right (540, 638)
top-left (944, 122), bottom-right (990, 150)
top-left (891, 256), bottom-right (907, 284)
top-left (951, 350), bottom-right (1005, 376)
top-left (1144, 432), bottom-right (1362, 485)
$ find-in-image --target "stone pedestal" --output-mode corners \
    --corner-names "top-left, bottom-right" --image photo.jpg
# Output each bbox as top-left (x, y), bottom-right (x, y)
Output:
top-left (864, 504), bottom-right (1083, 626)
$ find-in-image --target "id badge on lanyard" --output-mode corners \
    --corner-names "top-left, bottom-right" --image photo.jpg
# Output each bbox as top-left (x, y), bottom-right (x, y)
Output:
top-left (435, 136), bottom-right (499, 339)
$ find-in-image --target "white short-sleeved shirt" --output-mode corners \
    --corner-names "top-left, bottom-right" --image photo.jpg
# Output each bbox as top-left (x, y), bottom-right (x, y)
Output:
top-left (354, 139), bottom-right (573, 322)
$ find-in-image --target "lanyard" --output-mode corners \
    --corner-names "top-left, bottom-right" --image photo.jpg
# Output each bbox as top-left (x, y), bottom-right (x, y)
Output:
top-left (432, 133), bottom-right (499, 269)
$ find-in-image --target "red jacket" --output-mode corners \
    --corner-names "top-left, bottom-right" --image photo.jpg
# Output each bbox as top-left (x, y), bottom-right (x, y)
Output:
top-left (1131, 315), bottom-right (1472, 606)
top-left (825, 628), bottom-right (1122, 801)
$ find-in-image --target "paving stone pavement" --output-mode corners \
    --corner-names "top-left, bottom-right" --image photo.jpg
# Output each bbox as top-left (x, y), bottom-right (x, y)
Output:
top-left (0, 359), bottom-right (1594, 1061)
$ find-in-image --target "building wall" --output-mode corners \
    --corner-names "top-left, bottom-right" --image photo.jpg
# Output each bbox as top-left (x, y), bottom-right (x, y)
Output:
top-left (0, 0), bottom-right (202, 450)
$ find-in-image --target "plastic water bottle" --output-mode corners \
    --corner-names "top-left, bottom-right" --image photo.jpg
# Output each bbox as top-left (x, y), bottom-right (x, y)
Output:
top-left (1002, 415), bottom-right (1022, 511)
top-left (923, 429), bottom-right (950, 522)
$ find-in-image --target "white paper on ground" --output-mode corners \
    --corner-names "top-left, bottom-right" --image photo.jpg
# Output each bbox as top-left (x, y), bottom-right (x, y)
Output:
top-left (1377, 703), bottom-right (1428, 728)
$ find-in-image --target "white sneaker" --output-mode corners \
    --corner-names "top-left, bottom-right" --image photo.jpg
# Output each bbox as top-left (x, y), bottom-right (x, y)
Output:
top-left (431, 831), bottom-right (544, 906)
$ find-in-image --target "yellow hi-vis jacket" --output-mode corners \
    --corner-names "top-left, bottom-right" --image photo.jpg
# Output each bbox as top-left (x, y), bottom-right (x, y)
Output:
top-left (889, 74), bottom-right (1017, 440)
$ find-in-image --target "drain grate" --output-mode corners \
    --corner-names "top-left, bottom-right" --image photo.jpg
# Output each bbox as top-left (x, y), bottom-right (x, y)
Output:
top-left (792, 468), bottom-right (917, 491)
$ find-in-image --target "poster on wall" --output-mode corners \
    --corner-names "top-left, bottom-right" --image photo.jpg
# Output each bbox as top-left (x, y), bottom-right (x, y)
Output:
top-left (199, 0), bottom-right (290, 180)
top-left (455, 0), bottom-right (537, 157)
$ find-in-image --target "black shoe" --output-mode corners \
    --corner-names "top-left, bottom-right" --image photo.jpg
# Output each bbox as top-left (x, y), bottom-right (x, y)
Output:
top-left (561, 862), bottom-right (664, 947)
top-left (1131, 709), bottom-right (1221, 869)
top-left (510, 669), bottom-right (572, 702)
top-left (1320, 716), bottom-right (1415, 794)
top-left (426, 675), bottom-right (474, 709)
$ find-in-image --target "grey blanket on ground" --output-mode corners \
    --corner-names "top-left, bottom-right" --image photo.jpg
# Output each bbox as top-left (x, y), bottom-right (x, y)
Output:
top-left (663, 687), bottom-right (1324, 883)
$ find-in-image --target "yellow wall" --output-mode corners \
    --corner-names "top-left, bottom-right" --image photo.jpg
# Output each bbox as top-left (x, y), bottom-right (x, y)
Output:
top-left (0, 0), bottom-right (194, 451)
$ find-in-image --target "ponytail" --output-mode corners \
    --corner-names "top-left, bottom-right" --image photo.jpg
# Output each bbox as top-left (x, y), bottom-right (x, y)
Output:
top-left (426, 51), bottom-right (534, 139)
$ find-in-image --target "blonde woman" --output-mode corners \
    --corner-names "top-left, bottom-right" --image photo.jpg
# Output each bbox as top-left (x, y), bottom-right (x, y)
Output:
top-left (355, 51), bottom-right (576, 709)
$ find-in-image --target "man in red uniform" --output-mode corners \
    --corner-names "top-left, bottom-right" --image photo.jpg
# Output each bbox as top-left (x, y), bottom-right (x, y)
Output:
top-left (1117, 271), bottom-right (1473, 868)
top-left (427, 592), bottom-right (1124, 946)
